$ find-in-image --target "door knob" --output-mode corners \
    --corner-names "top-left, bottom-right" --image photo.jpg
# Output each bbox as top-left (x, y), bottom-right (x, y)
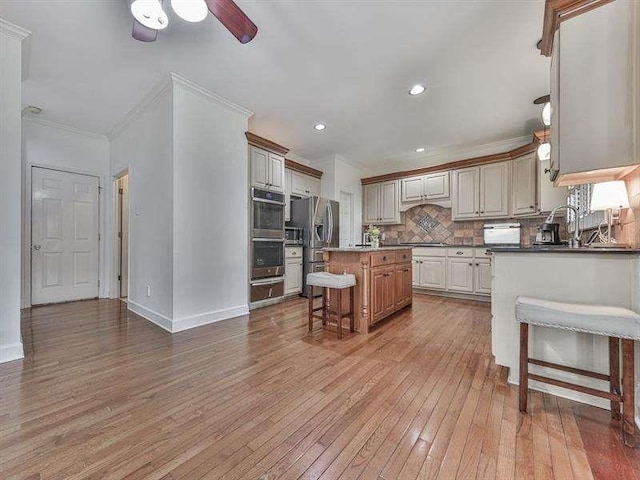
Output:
top-left (33, 245), bottom-right (41, 250)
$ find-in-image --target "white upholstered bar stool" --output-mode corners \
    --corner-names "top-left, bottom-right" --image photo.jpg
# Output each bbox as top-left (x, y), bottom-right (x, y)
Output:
top-left (516, 296), bottom-right (640, 447)
top-left (307, 272), bottom-right (356, 339)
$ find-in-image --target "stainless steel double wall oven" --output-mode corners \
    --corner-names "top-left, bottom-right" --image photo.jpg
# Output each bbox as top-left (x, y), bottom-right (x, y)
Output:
top-left (250, 188), bottom-right (285, 303)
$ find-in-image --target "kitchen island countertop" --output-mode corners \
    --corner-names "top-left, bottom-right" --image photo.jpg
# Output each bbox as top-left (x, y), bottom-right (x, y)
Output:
top-left (490, 246), bottom-right (640, 255)
top-left (323, 246), bottom-right (414, 253)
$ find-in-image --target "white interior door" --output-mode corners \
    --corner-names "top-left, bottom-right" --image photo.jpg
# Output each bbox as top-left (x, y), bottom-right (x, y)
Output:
top-left (119, 174), bottom-right (129, 298)
top-left (31, 167), bottom-right (99, 305)
top-left (339, 191), bottom-right (354, 247)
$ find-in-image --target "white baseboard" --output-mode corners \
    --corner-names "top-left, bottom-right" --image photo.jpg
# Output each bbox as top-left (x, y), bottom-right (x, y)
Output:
top-left (127, 300), bottom-right (173, 333)
top-left (172, 304), bottom-right (249, 332)
top-left (0, 342), bottom-right (24, 364)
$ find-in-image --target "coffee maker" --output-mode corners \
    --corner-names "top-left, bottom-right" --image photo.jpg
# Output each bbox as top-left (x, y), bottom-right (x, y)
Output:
top-left (535, 222), bottom-right (561, 245)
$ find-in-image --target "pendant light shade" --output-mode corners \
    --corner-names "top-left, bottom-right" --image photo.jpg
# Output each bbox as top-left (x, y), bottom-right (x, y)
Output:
top-left (171, 0), bottom-right (208, 22)
top-left (537, 142), bottom-right (551, 161)
top-left (542, 102), bottom-right (551, 127)
top-left (131, 0), bottom-right (169, 30)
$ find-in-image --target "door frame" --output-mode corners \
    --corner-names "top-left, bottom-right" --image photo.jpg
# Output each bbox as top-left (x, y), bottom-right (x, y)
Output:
top-left (23, 164), bottom-right (103, 308)
top-left (339, 190), bottom-right (355, 248)
top-left (111, 168), bottom-right (130, 300)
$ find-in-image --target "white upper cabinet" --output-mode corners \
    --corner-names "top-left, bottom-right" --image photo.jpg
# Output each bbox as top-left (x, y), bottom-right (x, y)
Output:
top-left (452, 167), bottom-right (480, 219)
top-left (250, 146), bottom-right (285, 193)
top-left (290, 170), bottom-right (321, 197)
top-left (363, 181), bottom-right (400, 225)
top-left (549, 0), bottom-right (638, 184)
top-left (479, 162), bottom-right (510, 217)
top-left (511, 153), bottom-right (537, 216)
top-left (452, 162), bottom-right (509, 220)
top-left (401, 172), bottom-right (450, 203)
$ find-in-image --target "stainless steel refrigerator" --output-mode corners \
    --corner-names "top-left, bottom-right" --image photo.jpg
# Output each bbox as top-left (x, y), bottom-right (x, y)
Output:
top-left (290, 196), bottom-right (339, 297)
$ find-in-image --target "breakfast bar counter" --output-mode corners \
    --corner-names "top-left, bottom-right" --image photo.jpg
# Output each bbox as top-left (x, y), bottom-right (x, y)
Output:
top-left (490, 249), bottom-right (640, 418)
top-left (323, 247), bottom-right (413, 333)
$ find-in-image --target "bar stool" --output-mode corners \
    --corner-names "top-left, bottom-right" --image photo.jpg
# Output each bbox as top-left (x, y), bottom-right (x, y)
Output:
top-left (516, 296), bottom-right (640, 447)
top-left (307, 272), bottom-right (356, 339)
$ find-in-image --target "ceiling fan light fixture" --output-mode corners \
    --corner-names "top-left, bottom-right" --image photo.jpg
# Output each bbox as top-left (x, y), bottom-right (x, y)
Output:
top-left (131, 0), bottom-right (169, 30)
top-left (542, 101), bottom-right (552, 127)
top-left (171, 0), bottom-right (208, 23)
top-left (537, 142), bottom-right (551, 162)
top-left (314, 124), bottom-right (326, 131)
top-left (415, 147), bottom-right (425, 153)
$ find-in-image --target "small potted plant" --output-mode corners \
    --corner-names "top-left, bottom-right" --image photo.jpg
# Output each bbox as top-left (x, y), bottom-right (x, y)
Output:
top-left (367, 224), bottom-right (381, 249)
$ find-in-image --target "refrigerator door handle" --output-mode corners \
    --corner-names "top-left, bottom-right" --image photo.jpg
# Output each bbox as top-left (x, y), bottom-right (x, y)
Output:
top-left (327, 203), bottom-right (333, 244)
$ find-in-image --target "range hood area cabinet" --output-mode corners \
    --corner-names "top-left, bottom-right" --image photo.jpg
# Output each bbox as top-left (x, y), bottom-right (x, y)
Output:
top-left (400, 171), bottom-right (450, 203)
top-left (452, 161), bottom-right (510, 220)
top-left (364, 180), bottom-right (401, 225)
top-left (548, 0), bottom-right (639, 185)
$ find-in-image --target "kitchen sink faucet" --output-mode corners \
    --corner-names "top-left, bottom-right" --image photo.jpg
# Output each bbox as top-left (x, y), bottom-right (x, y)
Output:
top-left (545, 205), bottom-right (581, 247)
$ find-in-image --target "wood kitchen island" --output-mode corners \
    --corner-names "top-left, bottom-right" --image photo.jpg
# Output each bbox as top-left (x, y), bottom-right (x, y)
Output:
top-left (323, 247), bottom-right (413, 334)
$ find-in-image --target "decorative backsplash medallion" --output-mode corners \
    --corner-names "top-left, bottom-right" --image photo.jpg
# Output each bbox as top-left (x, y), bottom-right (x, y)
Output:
top-left (417, 214), bottom-right (438, 233)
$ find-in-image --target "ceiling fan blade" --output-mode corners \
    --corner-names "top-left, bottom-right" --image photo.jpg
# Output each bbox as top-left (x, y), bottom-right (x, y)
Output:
top-left (132, 19), bottom-right (158, 42)
top-left (204, 0), bottom-right (258, 44)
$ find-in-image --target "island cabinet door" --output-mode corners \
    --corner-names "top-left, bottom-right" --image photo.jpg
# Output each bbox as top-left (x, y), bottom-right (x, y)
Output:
top-left (395, 263), bottom-right (412, 307)
top-left (446, 258), bottom-right (474, 292)
top-left (371, 265), bottom-right (395, 322)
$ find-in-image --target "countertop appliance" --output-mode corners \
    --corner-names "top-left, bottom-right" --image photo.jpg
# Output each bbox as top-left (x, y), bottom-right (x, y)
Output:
top-left (534, 205), bottom-right (580, 247)
top-left (284, 226), bottom-right (304, 245)
top-left (290, 196), bottom-right (339, 297)
top-left (483, 223), bottom-right (521, 246)
top-left (250, 187), bottom-right (285, 305)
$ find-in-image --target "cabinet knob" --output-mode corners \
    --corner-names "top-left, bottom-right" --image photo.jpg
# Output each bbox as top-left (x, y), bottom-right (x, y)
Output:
top-left (383, 256), bottom-right (387, 261)
top-left (456, 251), bottom-right (464, 255)
top-left (529, 205), bottom-right (534, 209)
top-left (468, 263), bottom-right (473, 266)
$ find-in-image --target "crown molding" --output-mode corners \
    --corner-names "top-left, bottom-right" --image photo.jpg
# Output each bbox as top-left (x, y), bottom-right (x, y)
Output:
top-left (108, 75), bottom-right (172, 140)
top-left (245, 132), bottom-right (289, 155)
top-left (361, 134), bottom-right (537, 185)
top-left (0, 18), bottom-right (31, 40)
top-left (169, 72), bottom-right (253, 118)
top-left (540, 0), bottom-right (613, 56)
top-left (24, 117), bottom-right (108, 140)
top-left (285, 158), bottom-right (323, 178)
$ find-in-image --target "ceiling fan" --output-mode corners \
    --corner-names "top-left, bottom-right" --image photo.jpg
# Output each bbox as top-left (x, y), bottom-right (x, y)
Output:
top-left (130, 0), bottom-right (258, 44)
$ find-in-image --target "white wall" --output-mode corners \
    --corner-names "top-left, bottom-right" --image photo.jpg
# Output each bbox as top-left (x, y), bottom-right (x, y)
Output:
top-left (22, 119), bottom-right (111, 305)
top-left (110, 82), bottom-right (174, 328)
top-left (171, 79), bottom-right (251, 330)
top-left (312, 155), bottom-right (365, 248)
top-left (0, 20), bottom-right (29, 363)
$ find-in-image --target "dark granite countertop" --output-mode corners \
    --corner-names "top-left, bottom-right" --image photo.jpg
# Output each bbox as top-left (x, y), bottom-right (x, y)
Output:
top-left (397, 243), bottom-right (491, 248)
top-left (490, 246), bottom-right (640, 255)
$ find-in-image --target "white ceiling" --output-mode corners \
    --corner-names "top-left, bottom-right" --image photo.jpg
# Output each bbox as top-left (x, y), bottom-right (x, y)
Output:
top-left (0, 0), bottom-right (549, 165)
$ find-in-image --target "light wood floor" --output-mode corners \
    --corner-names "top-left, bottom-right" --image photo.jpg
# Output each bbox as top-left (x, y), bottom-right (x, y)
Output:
top-left (1, 295), bottom-right (638, 479)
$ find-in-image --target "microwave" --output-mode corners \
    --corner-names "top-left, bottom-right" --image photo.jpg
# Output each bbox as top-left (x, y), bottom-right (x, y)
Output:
top-left (284, 227), bottom-right (304, 245)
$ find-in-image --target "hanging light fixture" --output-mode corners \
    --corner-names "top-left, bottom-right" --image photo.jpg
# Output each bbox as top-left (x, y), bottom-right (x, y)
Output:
top-left (537, 142), bottom-right (551, 161)
top-left (131, 0), bottom-right (169, 30)
top-left (541, 102), bottom-right (551, 127)
top-left (171, 0), bottom-right (208, 23)
top-left (533, 95), bottom-right (551, 161)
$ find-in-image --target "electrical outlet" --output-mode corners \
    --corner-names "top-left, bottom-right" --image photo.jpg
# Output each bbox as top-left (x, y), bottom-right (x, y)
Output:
top-left (146, 285), bottom-right (151, 297)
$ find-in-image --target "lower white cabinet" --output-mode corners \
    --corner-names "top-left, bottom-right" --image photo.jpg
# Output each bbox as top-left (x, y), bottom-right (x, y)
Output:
top-left (414, 257), bottom-right (446, 290)
top-left (412, 248), bottom-right (491, 296)
top-left (446, 258), bottom-right (474, 292)
top-left (474, 259), bottom-right (492, 294)
top-left (284, 247), bottom-right (303, 295)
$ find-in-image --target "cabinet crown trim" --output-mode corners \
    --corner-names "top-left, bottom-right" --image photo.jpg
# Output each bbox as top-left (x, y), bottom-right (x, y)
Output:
top-left (246, 132), bottom-right (289, 155)
top-left (540, 0), bottom-right (614, 56)
top-left (361, 135), bottom-right (541, 185)
top-left (285, 159), bottom-right (323, 179)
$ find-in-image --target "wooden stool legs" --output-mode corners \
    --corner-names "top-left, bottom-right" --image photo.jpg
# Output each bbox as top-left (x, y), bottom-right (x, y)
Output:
top-left (610, 337), bottom-right (621, 421)
top-left (622, 339), bottom-right (636, 447)
top-left (307, 285), bottom-right (356, 339)
top-left (519, 323), bottom-right (529, 413)
top-left (519, 324), bottom-right (637, 447)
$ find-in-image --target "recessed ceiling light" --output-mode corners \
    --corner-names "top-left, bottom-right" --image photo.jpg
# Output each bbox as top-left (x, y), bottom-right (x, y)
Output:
top-left (314, 124), bottom-right (326, 131)
top-left (409, 84), bottom-right (426, 96)
top-left (415, 147), bottom-right (425, 153)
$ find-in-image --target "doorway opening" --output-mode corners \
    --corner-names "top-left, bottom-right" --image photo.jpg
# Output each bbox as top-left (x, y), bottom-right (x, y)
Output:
top-left (30, 166), bottom-right (100, 305)
top-left (116, 173), bottom-right (129, 300)
top-left (339, 191), bottom-right (354, 248)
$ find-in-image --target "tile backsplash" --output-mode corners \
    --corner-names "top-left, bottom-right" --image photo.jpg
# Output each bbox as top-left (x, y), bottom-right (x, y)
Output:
top-left (367, 204), bottom-right (558, 246)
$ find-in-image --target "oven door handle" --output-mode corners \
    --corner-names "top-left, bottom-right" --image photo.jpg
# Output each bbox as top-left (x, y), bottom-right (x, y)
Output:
top-left (252, 197), bottom-right (285, 206)
top-left (252, 238), bottom-right (286, 243)
top-left (251, 276), bottom-right (285, 286)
